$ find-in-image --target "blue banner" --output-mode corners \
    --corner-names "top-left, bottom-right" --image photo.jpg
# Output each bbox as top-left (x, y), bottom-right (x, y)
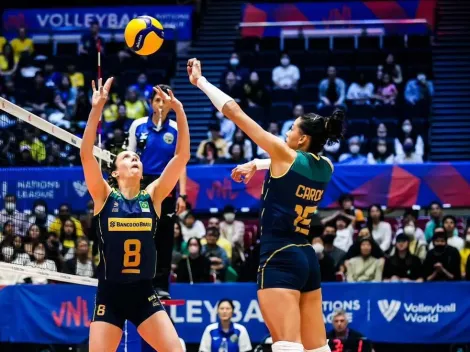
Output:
top-left (0, 283), bottom-right (470, 345)
top-left (2, 163), bottom-right (470, 213)
top-left (2, 6), bottom-right (193, 40)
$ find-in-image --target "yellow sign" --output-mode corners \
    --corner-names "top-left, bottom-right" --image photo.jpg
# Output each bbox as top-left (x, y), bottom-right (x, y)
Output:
top-left (108, 218), bottom-right (152, 231)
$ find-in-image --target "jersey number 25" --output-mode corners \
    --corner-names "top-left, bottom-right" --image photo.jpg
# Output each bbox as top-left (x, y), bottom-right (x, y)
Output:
top-left (294, 205), bottom-right (317, 235)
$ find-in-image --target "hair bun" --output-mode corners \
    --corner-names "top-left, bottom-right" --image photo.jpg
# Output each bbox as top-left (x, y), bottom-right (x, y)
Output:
top-left (325, 109), bottom-right (345, 144)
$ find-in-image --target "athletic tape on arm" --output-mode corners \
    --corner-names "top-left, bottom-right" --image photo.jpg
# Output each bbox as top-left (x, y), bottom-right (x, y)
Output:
top-left (196, 76), bottom-right (233, 112)
top-left (254, 158), bottom-right (271, 170)
top-left (0, 97), bottom-right (114, 164)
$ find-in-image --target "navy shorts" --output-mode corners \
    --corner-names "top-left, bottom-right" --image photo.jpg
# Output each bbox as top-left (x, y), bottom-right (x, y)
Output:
top-left (92, 280), bottom-right (165, 329)
top-left (257, 241), bottom-right (321, 292)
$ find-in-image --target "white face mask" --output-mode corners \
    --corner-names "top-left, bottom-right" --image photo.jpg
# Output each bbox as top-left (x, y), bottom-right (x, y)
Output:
top-left (404, 225), bottom-right (415, 236)
top-left (377, 145), bottom-right (387, 154)
top-left (224, 213), bottom-right (236, 223)
top-left (466, 235), bottom-right (470, 242)
top-left (1, 246), bottom-right (13, 260)
top-left (188, 245), bottom-right (199, 255)
top-left (349, 145), bottom-right (360, 154)
top-left (230, 58), bottom-right (239, 66)
top-left (33, 250), bottom-right (45, 261)
top-left (5, 202), bottom-right (15, 212)
top-left (35, 205), bottom-right (46, 215)
top-left (312, 243), bottom-right (324, 254)
top-left (402, 124), bottom-right (412, 134)
top-left (281, 58), bottom-right (290, 66)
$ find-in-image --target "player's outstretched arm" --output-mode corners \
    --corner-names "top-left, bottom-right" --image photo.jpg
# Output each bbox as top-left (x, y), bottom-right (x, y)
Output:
top-left (187, 58), bottom-right (295, 166)
top-left (80, 78), bottom-right (113, 211)
top-left (146, 87), bottom-right (190, 207)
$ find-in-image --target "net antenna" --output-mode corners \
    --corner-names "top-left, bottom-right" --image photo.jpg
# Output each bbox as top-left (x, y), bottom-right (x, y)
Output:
top-left (0, 97), bottom-right (115, 166)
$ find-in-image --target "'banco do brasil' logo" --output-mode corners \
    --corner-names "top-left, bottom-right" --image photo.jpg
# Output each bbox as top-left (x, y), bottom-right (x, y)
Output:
top-left (108, 218), bottom-right (152, 231)
top-left (378, 300), bottom-right (401, 322)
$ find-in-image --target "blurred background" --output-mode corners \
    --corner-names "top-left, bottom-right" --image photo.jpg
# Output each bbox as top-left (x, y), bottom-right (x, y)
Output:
top-left (0, 0), bottom-right (469, 351)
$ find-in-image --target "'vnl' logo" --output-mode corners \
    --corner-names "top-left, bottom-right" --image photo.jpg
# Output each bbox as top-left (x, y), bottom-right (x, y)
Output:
top-left (378, 300), bottom-right (401, 322)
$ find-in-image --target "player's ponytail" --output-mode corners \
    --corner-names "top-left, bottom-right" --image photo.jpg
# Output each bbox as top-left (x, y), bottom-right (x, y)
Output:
top-left (324, 109), bottom-right (345, 145)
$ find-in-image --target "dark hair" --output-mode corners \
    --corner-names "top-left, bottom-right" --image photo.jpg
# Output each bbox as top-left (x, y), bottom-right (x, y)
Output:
top-left (187, 236), bottom-right (202, 253)
top-left (367, 204), bottom-right (384, 233)
top-left (208, 123), bottom-right (220, 132)
top-left (432, 227), bottom-right (446, 242)
top-left (339, 194), bottom-right (354, 206)
top-left (223, 205), bottom-right (235, 214)
top-left (228, 143), bottom-right (244, 159)
top-left (202, 141), bottom-right (217, 158)
top-left (150, 84), bottom-right (172, 101)
top-left (206, 226), bottom-right (220, 238)
top-left (2, 43), bottom-right (14, 70)
top-left (60, 218), bottom-right (77, 242)
top-left (174, 220), bottom-right (183, 251)
top-left (4, 194), bottom-right (16, 201)
top-left (218, 298), bottom-right (235, 310)
top-left (403, 208), bottom-right (418, 221)
top-left (105, 153), bottom-right (144, 190)
top-left (429, 201), bottom-right (442, 209)
top-left (442, 215), bottom-right (457, 225)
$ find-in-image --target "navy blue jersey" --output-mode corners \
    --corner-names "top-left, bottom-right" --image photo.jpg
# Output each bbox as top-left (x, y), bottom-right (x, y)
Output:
top-left (94, 189), bottom-right (158, 283)
top-left (260, 151), bottom-right (333, 243)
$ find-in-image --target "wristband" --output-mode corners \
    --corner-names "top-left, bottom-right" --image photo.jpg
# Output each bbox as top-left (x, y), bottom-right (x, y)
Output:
top-left (254, 158), bottom-right (271, 170)
top-left (178, 194), bottom-right (187, 201)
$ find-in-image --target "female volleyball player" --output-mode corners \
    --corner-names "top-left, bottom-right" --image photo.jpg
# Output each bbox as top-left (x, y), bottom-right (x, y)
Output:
top-left (80, 77), bottom-right (189, 352)
top-left (188, 58), bottom-right (344, 352)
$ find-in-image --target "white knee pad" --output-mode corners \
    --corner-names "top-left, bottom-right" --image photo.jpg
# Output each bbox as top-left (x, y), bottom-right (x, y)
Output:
top-left (271, 341), bottom-right (304, 352)
top-left (305, 345), bottom-right (331, 352)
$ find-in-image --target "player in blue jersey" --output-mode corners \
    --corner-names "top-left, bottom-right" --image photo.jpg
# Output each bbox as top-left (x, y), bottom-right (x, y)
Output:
top-left (188, 58), bottom-right (345, 352)
top-left (80, 77), bottom-right (189, 352)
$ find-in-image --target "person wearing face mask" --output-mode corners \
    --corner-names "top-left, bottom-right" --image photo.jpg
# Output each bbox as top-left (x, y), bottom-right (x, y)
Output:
top-left (346, 237), bottom-right (384, 282)
top-left (0, 194), bottom-right (29, 237)
top-left (428, 215), bottom-right (464, 251)
top-left (212, 110), bottom-right (236, 143)
top-left (222, 53), bottom-right (248, 82)
top-left (219, 205), bottom-right (245, 248)
top-left (318, 66), bottom-right (346, 111)
top-left (321, 226), bottom-right (346, 269)
top-left (244, 71), bottom-right (270, 108)
top-left (221, 71), bottom-right (244, 103)
top-left (181, 211), bottom-right (206, 241)
top-left (0, 240), bottom-right (30, 285)
top-left (367, 139), bottom-right (394, 164)
top-left (392, 220), bottom-right (427, 261)
top-left (383, 234), bottom-right (423, 282)
top-left (459, 226), bottom-right (470, 279)
top-left (280, 104), bottom-right (304, 139)
top-left (272, 52), bottom-right (300, 90)
top-left (60, 218), bottom-right (79, 260)
top-left (26, 242), bottom-right (58, 284)
top-left (423, 228), bottom-right (461, 281)
top-left (48, 203), bottom-right (84, 237)
top-left (64, 238), bottom-right (96, 278)
top-left (344, 227), bottom-right (384, 264)
top-left (395, 119), bottom-right (424, 158)
top-left (312, 237), bottom-right (336, 282)
top-left (346, 72), bottom-right (374, 105)
top-left (338, 136), bottom-right (367, 165)
top-left (394, 137), bottom-right (423, 164)
top-left (176, 237), bottom-right (212, 283)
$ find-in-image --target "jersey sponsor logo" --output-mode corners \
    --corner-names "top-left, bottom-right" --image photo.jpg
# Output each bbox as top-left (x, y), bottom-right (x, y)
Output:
top-left (108, 218), bottom-right (152, 231)
top-left (295, 185), bottom-right (323, 202)
top-left (139, 201), bottom-right (150, 213)
top-left (163, 132), bottom-right (174, 144)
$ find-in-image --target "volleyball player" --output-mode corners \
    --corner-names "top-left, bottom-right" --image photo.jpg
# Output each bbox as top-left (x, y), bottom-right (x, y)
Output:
top-left (80, 77), bottom-right (189, 352)
top-left (188, 58), bottom-right (344, 352)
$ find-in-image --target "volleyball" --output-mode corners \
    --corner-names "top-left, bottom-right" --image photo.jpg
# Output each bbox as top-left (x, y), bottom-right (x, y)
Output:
top-left (124, 16), bottom-right (164, 56)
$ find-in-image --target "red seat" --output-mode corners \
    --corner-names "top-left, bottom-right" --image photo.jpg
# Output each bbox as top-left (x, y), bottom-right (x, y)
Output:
top-left (170, 272), bottom-right (177, 283)
top-left (335, 272), bottom-right (345, 282)
top-left (209, 273), bottom-right (217, 283)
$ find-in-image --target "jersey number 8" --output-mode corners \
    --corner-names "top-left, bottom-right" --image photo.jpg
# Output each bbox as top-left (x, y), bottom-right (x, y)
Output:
top-left (294, 205), bottom-right (317, 235)
top-left (122, 239), bottom-right (141, 274)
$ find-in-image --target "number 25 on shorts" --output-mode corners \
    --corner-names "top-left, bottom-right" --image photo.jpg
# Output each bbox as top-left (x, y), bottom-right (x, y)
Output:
top-left (294, 205), bottom-right (317, 235)
top-left (122, 239), bottom-right (141, 274)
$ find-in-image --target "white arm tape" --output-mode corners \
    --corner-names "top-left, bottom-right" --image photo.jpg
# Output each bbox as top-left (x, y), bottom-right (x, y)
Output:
top-left (254, 158), bottom-right (271, 170)
top-left (197, 76), bottom-right (234, 113)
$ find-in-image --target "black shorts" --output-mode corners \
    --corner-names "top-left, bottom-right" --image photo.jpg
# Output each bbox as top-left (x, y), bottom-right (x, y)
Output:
top-left (92, 280), bottom-right (165, 329)
top-left (257, 239), bottom-right (321, 292)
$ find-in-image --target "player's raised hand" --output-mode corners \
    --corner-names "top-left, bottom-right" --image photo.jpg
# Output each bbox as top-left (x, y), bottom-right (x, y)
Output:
top-left (231, 161), bottom-right (258, 184)
top-left (187, 58), bottom-right (202, 86)
top-left (154, 86), bottom-right (183, 112)
top-left (91, 77), bottom-right (114, 108)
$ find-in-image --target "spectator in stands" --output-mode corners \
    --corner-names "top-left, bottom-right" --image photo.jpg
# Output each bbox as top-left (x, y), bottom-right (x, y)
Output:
top-left (73, 89), bottom-right (92, 127)
top-left (0, 240), bottom-right (30, 285)
top-left (79, 19), bottom-right (104, 58)
top-left (44, 62), bottom-right (61, 88)
top-left (441, 215), bottom-right (464, 251)
top-left (327, 310), bottom-right (372, 352)
top-left (176, 237), bottom-right (212, 283)
top-left (17, 145), bottom-right (40, 167)
top-left (424, 201), bottom-right (458, 242)
top-left (338, 136), bottom-right (367, 165)
top-left (10, 27), bottom-right (34, 63)
top-left (201, 227), bottom-right (230, 282)
top-left (392, 220), bottom-right (427, 262)
top-left (339, 194), bottom-right (365, 224)
top-left (28, 199), bottom-right (56, 233)
top-left (346, 72), bottom-right (374, 105)
top-left (378, 53), bottom-right (403, 85)
top-left (344, 227), bottom-right (384, 263)
top-left (197, 123), bottom-right (228, 160)
top-left (172, 221), bottom-right (187, 267)
top-left (312, 237), bottom-right (336, 282)
top-left (27, 242), bottom-right (57, 284)
top-left (60, 219), bottom-right (78, 260)
top-left (199, 299), bottom-right (252, 352)
top-left (55, 75), bottom-right (77, 118)
top-left (214, 110), bottom-right (236, 143)
top-left (460, 226), bottom-right (470, 278)
top-left (67, 63), bottom-right (84, 88)
top-left (45, 232), bottom-right (63, 272)
top-left (24, 224), bottom-right (42, 256)
top-left (317, 66), bottom-right (346, 111)
top-left (102, 100), bottom-right (119, 135)
top-left (1, 78), bottom-right (23, 106)
top-left (405, 73), bottom-right (433, 117)
top-left (0, 220), bottom-right (14, 243)
top-left (199, 141), bottom-right (220, 165)
top-left (394, 137), bottom-right (423, 164)
top-left (25, 71), bottom-right (54, 118)
top-left (322, 225), bottom-right (346, 269)
top-left (0, 195), bottom-right (29, 237)
top-left (375, 73), bottom-right (398, 106)
top-left (223, 52), bottom-right (249, 82)
top-left (131, 73), bottom-right (154, 100)
top-left (322, 212), bottom-right (355, 252)
top-left (221, 71), bottom-right (244, 104)
top-left (17, 52), bottom-right (41, 81)
top-left (48, 203), bottom-right (84, 237)
top-left (105, 128), bottom-right (126, 155)
top-left (220, 205), bottom-right (245, 248)
top-left (367, 204), bottom-right (392, 253)
top-left (395, 208), bottom-right (426, 244)
top-left (181, 211), bottom-right (206, 241)
top-left (201, 228), bottom-right (233, 261)
top-left (257, 121), bottom-right (282, 158)
top-left (346, 237), bottom-right (384, 282)
top-left (280, 104), bottom-right (304, 139)
top-left (395, 119), bottom-right (425, 158)
top-left (19, 129), bottom-right (46, 164)
top-left (64, 238), bottom-right (96, 278)
top-left (375, 123), bottom-right (388, 140)
top-left (383, 234), bottom-right (423, 282)
top-left (323, 140), bottom-right (342, 162)
top-left (124, 88), bottom-right (148, 128)
top-left (367, 139), bottom-right (394, 164)
top-left (244, 71), bottom-right (270, 108)
top-left (227, 129), bottom-right (252, 161)
top-left (224, 143), bottom-right (247, 164)
top-left (424, 228), bottom-right (461, 281)
top-left (272, 52), bottom-right (300, 90)
top-left (0, 43), bottom-right (18, 77)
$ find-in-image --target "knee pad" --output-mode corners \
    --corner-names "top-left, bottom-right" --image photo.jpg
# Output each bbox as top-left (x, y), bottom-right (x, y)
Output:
top-left (271, 341), bottom-right (304, 352)
top-left (305, 345), bottom-right (331, 352)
